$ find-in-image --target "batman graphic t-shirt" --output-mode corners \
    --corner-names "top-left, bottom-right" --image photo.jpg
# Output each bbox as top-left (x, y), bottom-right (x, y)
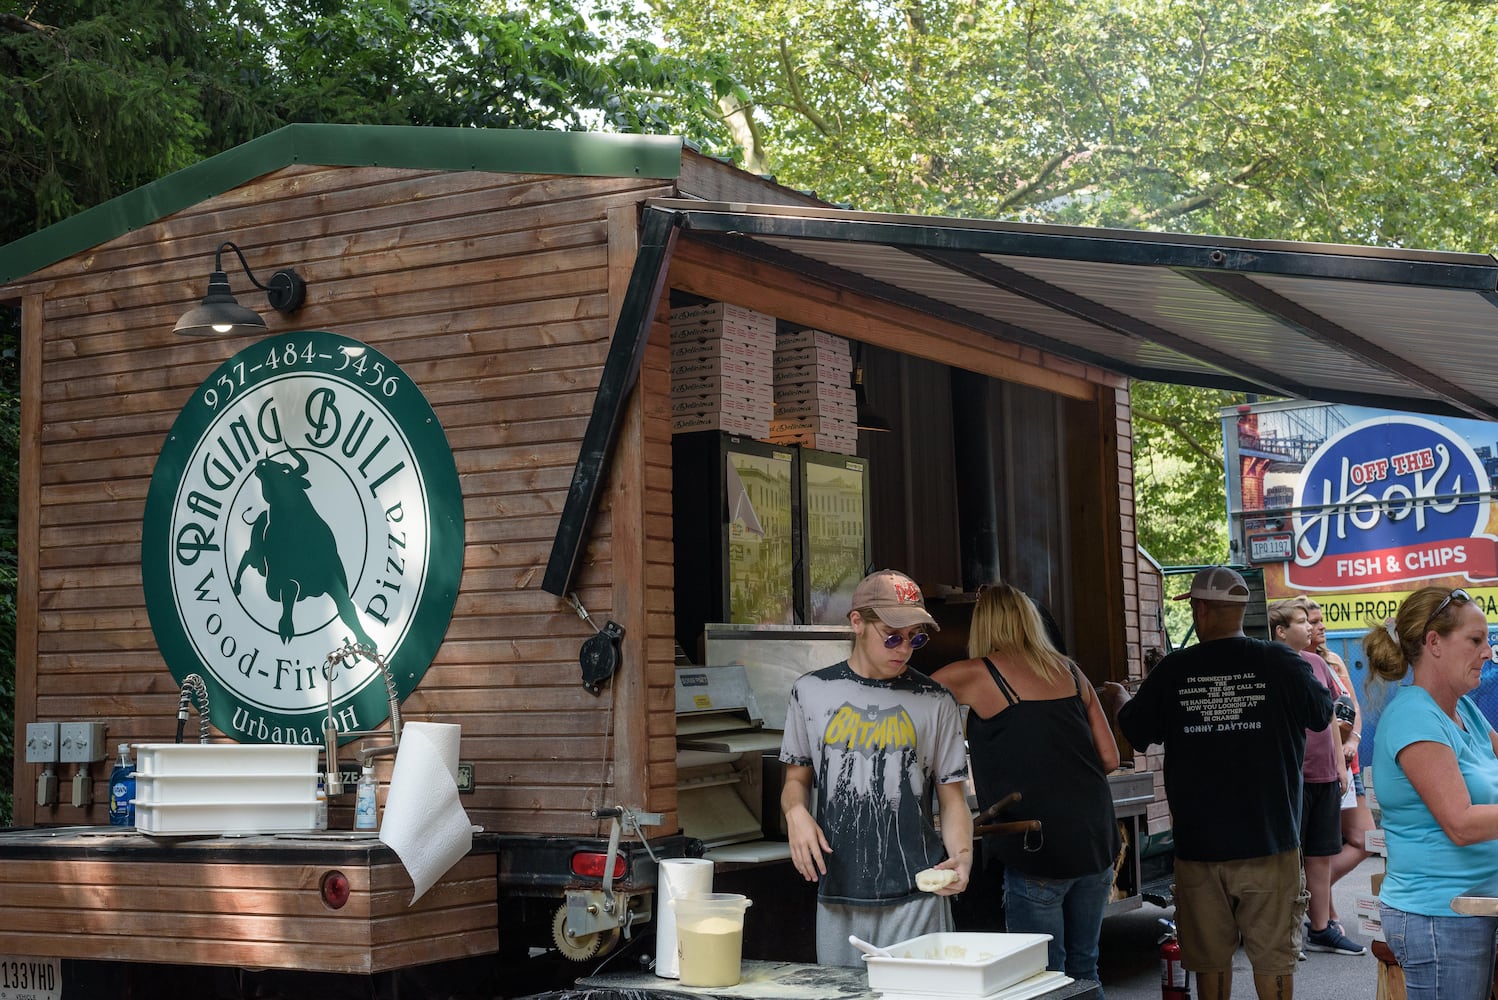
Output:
top-left (780, 661), bottom-right (968, 905)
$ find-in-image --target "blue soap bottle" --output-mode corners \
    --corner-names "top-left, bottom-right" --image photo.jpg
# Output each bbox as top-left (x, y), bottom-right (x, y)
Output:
top-left (108, 744), bottom-right (135, 826)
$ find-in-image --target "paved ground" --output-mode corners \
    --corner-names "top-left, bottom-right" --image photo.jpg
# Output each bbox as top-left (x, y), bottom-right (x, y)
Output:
top-left (1097, 854), bottom-right (1384, 1000)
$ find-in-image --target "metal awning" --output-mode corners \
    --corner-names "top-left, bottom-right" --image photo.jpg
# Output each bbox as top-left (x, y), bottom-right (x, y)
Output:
top-left (542, 200), bottom-right (1498, 596)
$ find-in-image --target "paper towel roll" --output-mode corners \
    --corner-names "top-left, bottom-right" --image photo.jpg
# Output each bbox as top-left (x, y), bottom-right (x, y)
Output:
top-left (379, 721), bottom-right (474, 903)
top-left (655, 857), bottom-right (713, 978)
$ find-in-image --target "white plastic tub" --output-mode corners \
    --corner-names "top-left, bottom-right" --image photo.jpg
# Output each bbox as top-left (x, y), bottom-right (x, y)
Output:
top-left (863, 932), bottom-right (1050, 997)
top-left (129, 744), bottom-right (320, 836)
top-left (134, 772), bottom-right (316, 804)
top-left (135, 799), bottom-right (319, 836)
top-left (134, 743), bottom-right (317, 776)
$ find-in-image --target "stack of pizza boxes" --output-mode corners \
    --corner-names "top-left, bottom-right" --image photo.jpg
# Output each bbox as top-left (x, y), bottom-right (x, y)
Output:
top-left (769, 329), bottom-right (858, 454)
top-left (668, 302), bottom-right (776, 438)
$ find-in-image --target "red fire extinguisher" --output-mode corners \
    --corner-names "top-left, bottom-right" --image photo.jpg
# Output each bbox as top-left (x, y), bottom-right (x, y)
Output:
top-left (1158, 918), bottom-right (1191, 1000)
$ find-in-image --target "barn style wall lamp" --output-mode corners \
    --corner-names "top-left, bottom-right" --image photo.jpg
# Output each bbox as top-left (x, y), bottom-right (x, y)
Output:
top-left (173, 241), bottom-right (307, 336)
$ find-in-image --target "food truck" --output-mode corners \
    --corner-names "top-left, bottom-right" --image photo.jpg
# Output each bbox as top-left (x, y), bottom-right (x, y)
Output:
top-left (1223, 399), bottom-right (1498, 758)
top-left (3, 124), bottom-right (1498, 996)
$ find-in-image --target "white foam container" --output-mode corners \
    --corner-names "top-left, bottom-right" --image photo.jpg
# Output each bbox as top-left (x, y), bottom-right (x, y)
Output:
top-left (130, 744), bottom-right (320, 836)
top-left (135, 799), bottom-right (319, 836)
top-left (135, 772), bottom-right (316, 804)
top-left (134, 743), bottom-right (317, 776)
top-left (863, 932), bottom-right (1050, 997)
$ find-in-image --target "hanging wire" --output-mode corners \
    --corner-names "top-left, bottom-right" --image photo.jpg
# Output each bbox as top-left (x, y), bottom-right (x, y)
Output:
top-left (566, 592), bottom-right (617, 820)
top-left (567, 591), bottom-right (602, 631)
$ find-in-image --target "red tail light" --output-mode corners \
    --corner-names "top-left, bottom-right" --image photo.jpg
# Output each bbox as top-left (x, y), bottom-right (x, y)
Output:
top-left (320, 869), bottom-right (351, 909)
top-left (571, 852), bottom-right (627, 879)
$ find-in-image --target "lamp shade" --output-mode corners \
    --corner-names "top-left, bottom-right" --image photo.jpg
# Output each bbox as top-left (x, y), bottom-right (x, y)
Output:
top-left (173, 270), bottom-right (268, 337)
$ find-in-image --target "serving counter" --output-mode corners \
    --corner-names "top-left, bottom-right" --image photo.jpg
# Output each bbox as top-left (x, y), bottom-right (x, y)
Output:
top-left (0, 824), bottom-right (498, 974)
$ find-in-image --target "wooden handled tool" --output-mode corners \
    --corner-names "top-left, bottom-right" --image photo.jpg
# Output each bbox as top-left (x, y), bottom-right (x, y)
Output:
top-left (973, 791), bottom-right (1022, 827)
top-left (975, 818), bottom-right (1042, 837)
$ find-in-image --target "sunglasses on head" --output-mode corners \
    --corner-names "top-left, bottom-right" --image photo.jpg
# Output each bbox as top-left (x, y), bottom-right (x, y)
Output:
top-left (866, 619), bottom-right (929, 649)
top-left (1422, 588), bottom-right (1472, 635)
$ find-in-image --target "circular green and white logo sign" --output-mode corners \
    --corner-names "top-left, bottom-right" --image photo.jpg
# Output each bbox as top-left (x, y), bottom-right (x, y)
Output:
top-left (143, 332), bottom-right (464, 745)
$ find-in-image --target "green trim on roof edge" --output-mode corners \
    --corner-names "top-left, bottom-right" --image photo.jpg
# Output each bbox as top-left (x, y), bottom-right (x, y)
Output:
top-left (0, 124), bottom-right (684, 285)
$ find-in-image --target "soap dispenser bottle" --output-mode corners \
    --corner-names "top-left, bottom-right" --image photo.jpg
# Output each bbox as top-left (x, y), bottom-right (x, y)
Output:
top-left (354, 764), bottom-right (378, 830)
top-left (108, 744), bottom-right (135, 827)
top-left (314, 774), bottom-right (328, 831)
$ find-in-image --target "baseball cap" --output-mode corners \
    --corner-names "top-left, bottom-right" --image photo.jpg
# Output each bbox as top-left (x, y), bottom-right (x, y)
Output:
top-left (850, 569), bottom-right (939, 630)
top-left (1173, 566), bottom-right (1250, 603)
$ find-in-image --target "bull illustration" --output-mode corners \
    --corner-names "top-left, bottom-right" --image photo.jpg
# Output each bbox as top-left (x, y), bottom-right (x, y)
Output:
top-left (232, 447), bottom-right (376, 648)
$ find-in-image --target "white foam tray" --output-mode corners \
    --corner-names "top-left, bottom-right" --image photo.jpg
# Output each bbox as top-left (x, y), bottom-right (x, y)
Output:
top-left (134, 743), bottom-right (317, 776)
top-left (864, 933), bottom-right (1050, 997)
top-left (134, 772), bottom-right (316, 804)
top-left (135, 799), bottom-right (319, 836)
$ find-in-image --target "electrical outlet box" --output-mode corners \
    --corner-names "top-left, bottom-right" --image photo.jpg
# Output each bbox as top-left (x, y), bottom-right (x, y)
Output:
top-left (25, 722), bottom-right (60, 764)
top-left (58, 721), bottom-right (108, 763)
top-left (456, 762), bottom-right (475, 793)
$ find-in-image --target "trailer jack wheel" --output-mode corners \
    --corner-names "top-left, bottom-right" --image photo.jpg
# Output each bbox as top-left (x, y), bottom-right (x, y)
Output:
top-left (551, 902), bottom-right (621, 961)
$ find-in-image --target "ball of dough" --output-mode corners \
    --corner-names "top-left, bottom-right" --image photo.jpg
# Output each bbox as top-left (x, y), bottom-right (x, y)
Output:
top-left (915, 867), bottom-right (959, 892)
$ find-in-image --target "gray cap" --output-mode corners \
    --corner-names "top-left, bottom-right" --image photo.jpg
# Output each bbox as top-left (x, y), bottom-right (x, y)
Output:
top-left (1172, 566), bottom-right (1250, 603)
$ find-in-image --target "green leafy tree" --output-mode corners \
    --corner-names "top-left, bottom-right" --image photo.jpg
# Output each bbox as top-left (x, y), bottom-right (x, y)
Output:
top-left (1, 1), bottom-right (218, 245)
top-left (651, 1), bottom-right (1498, 241)
top-left (0, 0), bottom-right (730, 245)
top-left (1132, 382), bottom-right (1238, 567)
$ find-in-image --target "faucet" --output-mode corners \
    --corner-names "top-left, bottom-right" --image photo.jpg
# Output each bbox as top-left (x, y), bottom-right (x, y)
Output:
top-left (175, 673), bottom-right (211, 744)
top-left (321, 642), bottom-right (402, 795)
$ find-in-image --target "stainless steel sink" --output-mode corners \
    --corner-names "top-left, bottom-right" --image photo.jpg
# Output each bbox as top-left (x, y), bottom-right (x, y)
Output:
top-left (0, 825), bottom-right (138, 840)
top-left (74, 828), bottom-right (141, 837)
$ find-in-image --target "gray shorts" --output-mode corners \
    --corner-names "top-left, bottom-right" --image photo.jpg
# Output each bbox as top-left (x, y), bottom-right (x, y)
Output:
top-left (815, 895), bottom-right (952, 967)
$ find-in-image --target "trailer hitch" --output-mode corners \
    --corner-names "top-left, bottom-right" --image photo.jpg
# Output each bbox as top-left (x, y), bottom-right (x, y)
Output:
top-left (554, 806), bottom-right (664, 960)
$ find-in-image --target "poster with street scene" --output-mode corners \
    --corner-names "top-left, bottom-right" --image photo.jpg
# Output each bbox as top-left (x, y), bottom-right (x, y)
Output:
top-left (726, 450), bottom-right (795, 625)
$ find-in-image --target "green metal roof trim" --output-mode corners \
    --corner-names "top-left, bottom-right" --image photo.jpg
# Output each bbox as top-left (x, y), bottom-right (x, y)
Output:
top-left (0, 124), bottom-right (685, 285)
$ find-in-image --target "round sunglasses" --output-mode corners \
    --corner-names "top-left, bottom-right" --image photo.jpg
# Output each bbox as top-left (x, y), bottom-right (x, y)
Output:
top-left (871, 622), bottom-right (930, 650)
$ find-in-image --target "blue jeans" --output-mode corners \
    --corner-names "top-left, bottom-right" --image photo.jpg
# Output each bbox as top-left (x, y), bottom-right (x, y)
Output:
top-left (1381, 904), bottom-right (1498, 1000)
top-left (1003, 864), bottom-right (1114, 987)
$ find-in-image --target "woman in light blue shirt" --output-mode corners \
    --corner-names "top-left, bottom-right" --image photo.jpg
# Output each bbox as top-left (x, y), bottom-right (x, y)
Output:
top-left (1368, 586), bottom-right (1498, 1000)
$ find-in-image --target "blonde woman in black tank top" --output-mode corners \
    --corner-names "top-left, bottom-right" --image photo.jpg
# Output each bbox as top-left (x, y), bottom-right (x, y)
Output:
top-left (933, 584), bottom-right (1121, 991)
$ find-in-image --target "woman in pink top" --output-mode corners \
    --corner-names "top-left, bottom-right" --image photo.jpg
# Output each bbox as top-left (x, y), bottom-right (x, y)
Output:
top-left (1269, 598), bottom-right (1361, 956)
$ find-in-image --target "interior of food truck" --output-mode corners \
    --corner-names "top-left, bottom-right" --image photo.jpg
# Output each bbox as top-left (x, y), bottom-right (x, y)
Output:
top-left (651, 279), bottom-right (1154, 965)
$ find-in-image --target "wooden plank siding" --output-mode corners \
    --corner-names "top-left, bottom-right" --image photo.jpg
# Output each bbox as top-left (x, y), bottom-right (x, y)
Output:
top-left (0, 851), bottom-right (497, 972)
top-left (1110, 384), bottom-right (1142, 684)
top-left (11, 164), bottom-right (690, 838)
top-left (15, 291), bottom-right (43, 826)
